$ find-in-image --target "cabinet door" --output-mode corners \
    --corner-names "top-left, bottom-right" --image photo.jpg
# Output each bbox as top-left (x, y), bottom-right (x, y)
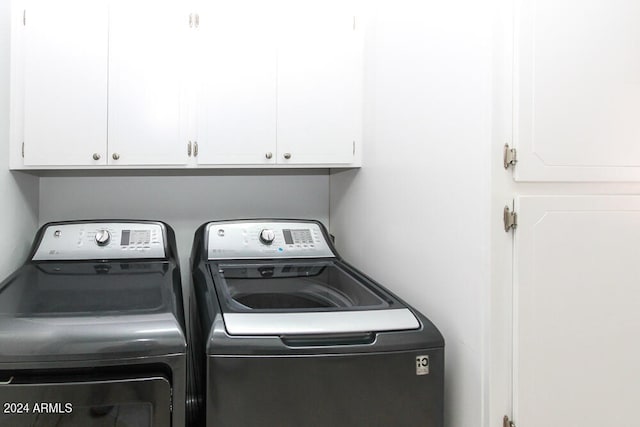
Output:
top-left (23, 0), bottom-right (108, 166)
top-left (195, 1), bottom-right (277, 165)
top-left (514, 0), bottom-right (640, 181)
top-left (513, 196), bottom-right (640, 426)
top-left (277, 7), bottom-right (362, 165)
top-left (108, 0), bottom-right (190, 166)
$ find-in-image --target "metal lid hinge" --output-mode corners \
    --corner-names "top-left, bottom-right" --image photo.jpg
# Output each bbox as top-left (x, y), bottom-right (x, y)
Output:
top-left (503, 205), bottom-right (517, 232)
top-left (503, 144), bottom-right (517, 169)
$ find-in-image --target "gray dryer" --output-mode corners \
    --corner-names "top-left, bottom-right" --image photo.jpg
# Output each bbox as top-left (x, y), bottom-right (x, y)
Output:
top-left (0, 220), bottom-right (187, 427)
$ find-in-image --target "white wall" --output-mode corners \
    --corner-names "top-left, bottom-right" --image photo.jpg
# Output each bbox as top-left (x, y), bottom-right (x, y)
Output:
top-left (330, 1), bottom-right (493, 426)
top-left (39, 172), bottom-right (330, 285)
top-left (0, 0), bottom-right (39, 280)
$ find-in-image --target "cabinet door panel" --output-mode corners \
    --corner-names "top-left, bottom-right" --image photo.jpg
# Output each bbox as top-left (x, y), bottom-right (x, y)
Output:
top-left (108, 0), bottom-right (189, 166)
top-left (195, 1), bottom-right (277, 165)
top-left (513, 196), bottom-right (640, 426)
top-left (514, 0), bottom-right (640, 181)
top-left (277, 7), bottom-right (361, 165)
top-left (23, 0), bottom-right (108, 166)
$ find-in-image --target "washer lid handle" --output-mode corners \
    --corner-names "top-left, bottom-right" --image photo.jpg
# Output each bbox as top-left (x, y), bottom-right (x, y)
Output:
top-left (0, 376), bottom-right (14, 385)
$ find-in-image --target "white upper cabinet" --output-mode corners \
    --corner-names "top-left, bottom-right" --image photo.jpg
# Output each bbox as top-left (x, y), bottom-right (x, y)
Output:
top-left (11, 0), bottom-right (363, 169)
top-left (22, 0), bottom-right (108, 166)
top-left (195, 1), bottom-right (277, 165)
top-left (108, 0), bottom-right (190, 166)
top-left (277, 5), bottom-right (362, 165)
top-left (514, 0), bottom-right (640, 181)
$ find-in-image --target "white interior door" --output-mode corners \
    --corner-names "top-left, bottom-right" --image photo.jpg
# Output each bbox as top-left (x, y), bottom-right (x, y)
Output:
top-left (23, 0), bottom-right (108, 166)
top-left (513, 195), bottom-right (640, 426)
top-left (195, 0), bottom-right (277, 165)
top-left (276, 2), bottom-right (362, 165)
top-left (108, 0), bottom-right (189, 166)
top-left (514, 0), bottom-right (640, 181)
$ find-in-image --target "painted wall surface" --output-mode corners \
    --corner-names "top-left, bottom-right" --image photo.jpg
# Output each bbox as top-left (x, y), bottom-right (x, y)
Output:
top-left (329, 2), bottom-right (493, 426)
top-left (0, 0), bottom-right (39, 281)
top-left (39, 172), bottom-right (330, 285)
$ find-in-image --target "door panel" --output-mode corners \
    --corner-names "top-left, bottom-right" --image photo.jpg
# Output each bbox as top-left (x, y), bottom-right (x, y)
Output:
top-left (0, 375), bottom-right (170, 427)
top-left (23, 0), bottom-right (108, 166)
top-left (276, 4), bottom-right (361, 165)
top-left (195, 0), bottom-right (277, 165)
top-left (108, 0), bottom-right (189, 166)
top-left (513, 196), bottom-right (640, 426)
top-left (514, 0), bottom-right (640, 181)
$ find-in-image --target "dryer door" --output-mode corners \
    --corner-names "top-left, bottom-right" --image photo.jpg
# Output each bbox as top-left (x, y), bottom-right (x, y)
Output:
top-left (0, 375), bottom-right (170, 427)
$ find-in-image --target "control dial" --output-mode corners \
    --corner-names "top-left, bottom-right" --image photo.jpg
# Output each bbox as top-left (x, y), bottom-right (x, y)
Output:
top-left (259, 229), bottom-right (276, 245)
top-left (95, 229), bottom-right (111, 246)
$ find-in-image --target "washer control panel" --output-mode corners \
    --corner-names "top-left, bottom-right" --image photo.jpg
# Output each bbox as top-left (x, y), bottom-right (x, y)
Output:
top-left (207, 221), bottom-right (334, 260)
top-left (33, 222), bottom-right (166, 261)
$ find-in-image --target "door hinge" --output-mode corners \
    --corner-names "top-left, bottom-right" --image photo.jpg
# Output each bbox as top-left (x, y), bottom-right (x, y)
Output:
top-left (188, 141), bottom-right (192, 157)
top-left (21, 142), bottom-right (24, 158)
top-left (503, 144), bottom-right (517, 169)
top-left (503, 205), bottom-right (517, 232)
top-left (504, 415), bottom-right (516, 427)
top-left (193, 141), bottom-right (198, 157)
top-left (23, 10), bottom-right (26, 26)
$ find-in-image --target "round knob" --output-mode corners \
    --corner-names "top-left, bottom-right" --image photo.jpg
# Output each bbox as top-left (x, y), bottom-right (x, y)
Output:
top-left (265, 152), bottom-right (273, 159)
top-left (283, 153), bottom-right (291, 160)
top-left (112, 153), bottom-right (120, 160)
top-left (92, 153), bottom-right (101, 161)
top-left (95, 229), bottom-right (111, 246)
top-left (259, 229), bottom-right (276, 245)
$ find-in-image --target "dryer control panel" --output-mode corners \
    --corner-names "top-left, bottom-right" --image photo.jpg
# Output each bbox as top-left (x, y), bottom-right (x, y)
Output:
top-left (206, 221), bottom-right (335, 260)
top-left (33, 222), bottom-right (166, 260)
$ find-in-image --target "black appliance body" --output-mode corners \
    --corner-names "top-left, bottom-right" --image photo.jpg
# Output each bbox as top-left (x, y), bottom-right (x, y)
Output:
top-left (190, 219), bottom-right (444, 427)
top-left (0, 220), bottom-right (187, 427)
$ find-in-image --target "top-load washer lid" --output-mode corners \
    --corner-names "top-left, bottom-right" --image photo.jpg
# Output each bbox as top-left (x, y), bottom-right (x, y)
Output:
top-left (200, 220), bottom-right (420, 336)
top-left (0, 221), bottom-right (186, 362)
top-left (213, 261), bottom-right (420, 335)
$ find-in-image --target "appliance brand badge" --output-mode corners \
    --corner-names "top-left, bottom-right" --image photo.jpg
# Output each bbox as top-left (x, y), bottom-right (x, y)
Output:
top-left (416, 355), bottom-right (430, 375)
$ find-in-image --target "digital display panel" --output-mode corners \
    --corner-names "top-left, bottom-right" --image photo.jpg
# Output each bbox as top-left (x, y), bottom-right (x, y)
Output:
top-left (120, 230), bottom-right (151, 246)
top-left (283, 229), bottom-right (313, 244)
